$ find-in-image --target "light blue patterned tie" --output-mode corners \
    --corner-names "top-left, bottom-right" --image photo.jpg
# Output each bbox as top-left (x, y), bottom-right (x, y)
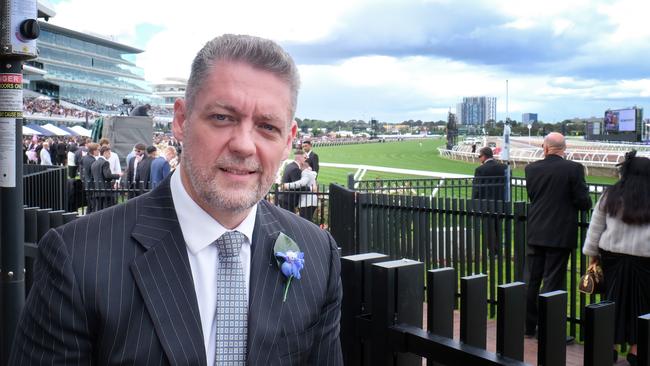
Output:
top-left (215, 231), bottom-right (248, 365)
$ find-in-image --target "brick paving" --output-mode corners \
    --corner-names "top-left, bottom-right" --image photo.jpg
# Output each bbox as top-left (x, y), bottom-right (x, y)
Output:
top-left (420, 306), bottom-right (630, 365)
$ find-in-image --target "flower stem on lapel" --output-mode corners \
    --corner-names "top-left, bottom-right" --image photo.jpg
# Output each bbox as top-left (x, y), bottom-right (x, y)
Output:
top-left (273, 233), bottom-right (304, 303)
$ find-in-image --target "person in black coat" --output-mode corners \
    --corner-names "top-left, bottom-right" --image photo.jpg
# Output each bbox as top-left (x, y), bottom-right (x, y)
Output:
top-left (90, 146), bottom-right (122, 210)
top-left (279, 150), bottom-right (305, 212)
top-left (55, 138), bottom-right (67, 166)
top-left (472, 147), bottom-right (506, 200)
top-left (524, 132), bottom-right (592, 337)
top-left (80, 143), bottom-right (99, 212)
top-left (134, 145), bottom-right (157, 189)
top-left (472, 147), bottom-right (507, 256)
top-left (302, 140), bottom-right (319, 173)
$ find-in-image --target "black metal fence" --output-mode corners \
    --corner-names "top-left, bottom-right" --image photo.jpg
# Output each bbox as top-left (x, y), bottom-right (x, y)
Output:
top-left (350, 192), bottom-right (598, 340)
top-left (23, 165), bottom-right (68, 211)
top-left (341, 253), bottom-right (650, 366)
top-left (79, 181), bottom-right (332, 227)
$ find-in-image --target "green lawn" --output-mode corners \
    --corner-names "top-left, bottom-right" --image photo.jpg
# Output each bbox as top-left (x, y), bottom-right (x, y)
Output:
top-left (313, 138), bottom-right (617, 186)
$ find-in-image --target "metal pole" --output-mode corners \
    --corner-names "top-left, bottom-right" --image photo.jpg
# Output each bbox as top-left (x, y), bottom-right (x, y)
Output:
top-left (0, 1), bottom-right (39, 363)
top-left (0, 59), bottom-right (25, 366)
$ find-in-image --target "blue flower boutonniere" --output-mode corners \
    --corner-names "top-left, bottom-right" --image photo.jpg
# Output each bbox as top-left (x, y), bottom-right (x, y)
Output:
top-left (274, 232), bottom-right (304, 302)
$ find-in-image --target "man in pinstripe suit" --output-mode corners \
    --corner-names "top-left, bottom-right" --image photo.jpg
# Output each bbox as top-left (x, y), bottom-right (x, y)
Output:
top-left (10, 34), bottom-right (343, 366)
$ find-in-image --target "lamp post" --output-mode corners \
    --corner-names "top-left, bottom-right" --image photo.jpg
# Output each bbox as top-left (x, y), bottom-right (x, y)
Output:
top-left (527, 124), bottom-right (532, 144)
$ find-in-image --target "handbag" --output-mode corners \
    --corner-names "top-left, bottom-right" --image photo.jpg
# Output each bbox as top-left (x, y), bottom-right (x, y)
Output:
top-left (579, 263), bottom-right (604, 294)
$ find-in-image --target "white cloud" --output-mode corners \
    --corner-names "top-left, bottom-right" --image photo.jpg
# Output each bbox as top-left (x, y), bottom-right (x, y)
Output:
top-left (44, 0), bottom-right (650, 122)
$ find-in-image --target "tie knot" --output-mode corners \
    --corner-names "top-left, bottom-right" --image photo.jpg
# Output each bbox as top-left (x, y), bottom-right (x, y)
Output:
top-left (215, 231), bottom-right (245, 258)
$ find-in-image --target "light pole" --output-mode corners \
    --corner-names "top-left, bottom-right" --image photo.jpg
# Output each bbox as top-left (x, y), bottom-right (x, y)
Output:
top-left (527, 124), bottom-right (532, 144)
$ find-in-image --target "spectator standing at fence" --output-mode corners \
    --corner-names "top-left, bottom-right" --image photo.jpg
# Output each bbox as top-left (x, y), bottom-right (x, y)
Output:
top-left (99, 138), bottom-right (122, 175)
top-left (149, 147), bottom-right (171, 188)
top-left (10, 33), bottom-right (342, 366)
top-left (279, 149), bottom-right (305, 212)
top-left (302, 140), bottom-right (319, 173)
top-left (284, 158), bottom-right (318, 221)
top-left (67, 144), bottom-right (78, 178)
top-left (582, 151), bottom-right (650, 365)
top-left (135, 145), bottom-right (156, 189)
top-left (39, 141), bottom-right (52, 165)
top-left (80, 143), bottom-right (98, 185)
top-left (524, 132), bottom-right (592, 338)
top-left (472, 146), bottom-right (506, 255)
top-left (91, 146), bottom-right (122, 210)
top-left (125, 143), bottom-right (146, 191)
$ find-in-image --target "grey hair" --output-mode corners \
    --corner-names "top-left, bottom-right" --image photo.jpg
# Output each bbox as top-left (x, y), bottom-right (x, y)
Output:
top-left (185, 34), bottom-right (300, 120)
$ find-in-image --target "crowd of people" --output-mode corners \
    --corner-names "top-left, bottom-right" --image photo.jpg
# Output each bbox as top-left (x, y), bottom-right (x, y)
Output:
top-left (23, 97), bottom-right (100, 119)
top-left (23, 97), bottom-right (174, 120)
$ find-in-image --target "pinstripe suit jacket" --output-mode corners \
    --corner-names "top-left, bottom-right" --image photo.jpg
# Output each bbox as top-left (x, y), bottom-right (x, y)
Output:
top-left (10, 177), bottom-right (343, 365)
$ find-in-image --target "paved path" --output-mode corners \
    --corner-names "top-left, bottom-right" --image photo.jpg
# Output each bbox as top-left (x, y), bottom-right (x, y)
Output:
top-left (419, 307), bottom-right (631, 365)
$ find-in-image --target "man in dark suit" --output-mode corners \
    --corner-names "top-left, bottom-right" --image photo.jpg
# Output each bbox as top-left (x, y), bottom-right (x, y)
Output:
top-left (472, 146), bottom-right (506, 255)
top-left (90, 146), bottom-right (122, 210)
top-left (124, 142), bottom-right (146, 196)
top-left (472, 146), bottom-right (506, 201)
top-left (279, 150), bottom-right (305, 212)
top-left (302, 140), bottom-right (319, 173)
top-left (10, 34), bottom-right (342, 366)
top-left (135, 145), bottom-right (157, 189)
top-left (524, 132), bottom-right (592, 337)
top-left (80, 143), bottom-right (99, 213)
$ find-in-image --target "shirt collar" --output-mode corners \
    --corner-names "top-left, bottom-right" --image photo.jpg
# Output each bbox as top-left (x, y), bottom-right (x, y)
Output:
top-left (170, 168), bottom-right (257, 255)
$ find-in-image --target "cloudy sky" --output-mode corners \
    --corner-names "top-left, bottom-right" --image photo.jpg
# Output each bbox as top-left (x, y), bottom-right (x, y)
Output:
top-left (45, 0), bottom-right (650, 123)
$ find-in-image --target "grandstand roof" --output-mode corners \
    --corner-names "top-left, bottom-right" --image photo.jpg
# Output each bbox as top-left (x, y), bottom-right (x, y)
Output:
top-left (38, 2), bottom-right (57, 20)
top-left (38, 21), bottom-right (144, 54)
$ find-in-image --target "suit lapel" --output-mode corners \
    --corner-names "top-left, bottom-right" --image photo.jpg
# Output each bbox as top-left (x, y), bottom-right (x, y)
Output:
top-left (247, 201), bottom-right (288, 363)
top-left (129, 179), bottom-right (206, 365)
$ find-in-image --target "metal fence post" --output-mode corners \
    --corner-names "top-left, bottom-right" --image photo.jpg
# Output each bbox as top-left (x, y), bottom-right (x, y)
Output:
top-left (460, 274), bottom-right (487, 349)
top-left (427, 268), bottom-right (455, 339)
top-left (341, 253), bottom-right (389, 366)
top-left (538, 290), bottom-right (567, 366)
top-left (371, 259), bottom-right (423, 366)
top-left (36, 208), bottom-right (51, 241)
top-left (583, 301), bottom-right (615, 366)
top-left (497, 282), bottom-right (525, 361)
top-left (639, 314), bottom-right (650, 366)
top-left (513, 202), bottom-right (526, 282)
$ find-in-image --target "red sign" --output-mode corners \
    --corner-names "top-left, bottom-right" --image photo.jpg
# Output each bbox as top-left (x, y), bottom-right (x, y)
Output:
top-left (0, 74), bottom-right (22, 83)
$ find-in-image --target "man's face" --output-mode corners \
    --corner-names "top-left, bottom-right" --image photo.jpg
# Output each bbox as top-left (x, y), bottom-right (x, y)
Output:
top-left (135, 149), bottom-right (144, 157)
top-left (172, 60), bottom-right (296, 215)
top-left (302, 143), bottom-right (311, 153)
top-left (295, 153), bottom-right (305, 165)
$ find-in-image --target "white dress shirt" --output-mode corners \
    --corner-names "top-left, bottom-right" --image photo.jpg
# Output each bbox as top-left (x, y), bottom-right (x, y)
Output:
top-left (170, 169), bottom-right (256, 366)
top-left (107, 151), bottom-right (121, 174)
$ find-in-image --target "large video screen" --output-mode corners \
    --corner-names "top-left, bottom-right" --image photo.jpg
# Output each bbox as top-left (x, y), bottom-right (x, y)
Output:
top-left (604, 108), bottom-right (637, 132)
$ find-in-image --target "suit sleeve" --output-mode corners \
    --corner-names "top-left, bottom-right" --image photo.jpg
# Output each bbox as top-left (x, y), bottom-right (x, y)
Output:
top-left (307, 232), bottom-right (343, 365)
top-left (472, 166), bottom-right (482, 199)
top-left (571, 164), bottom-right (592, 210)
top-left (312, 154), bottom-right (320, 174)
top-left (9, 229), bottom-right (93, 365)
top-left (103, 161), bottom-right (119, 181)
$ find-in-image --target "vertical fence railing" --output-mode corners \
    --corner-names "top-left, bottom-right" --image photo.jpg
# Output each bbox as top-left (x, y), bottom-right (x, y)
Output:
top-left (354, 190), bottom-right (599, 336)
top-left (23, 165), bottom-right (68, 211)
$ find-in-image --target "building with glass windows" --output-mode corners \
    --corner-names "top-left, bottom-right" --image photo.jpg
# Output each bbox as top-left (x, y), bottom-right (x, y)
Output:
top-left (23, 20), bottom-right (153, 109)
top-left (456, 96), bottom-right (497, 126)
top-left (522, 113), bottom-right (538, 124)
top-left (152, 77), bottom-right (187, 108)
